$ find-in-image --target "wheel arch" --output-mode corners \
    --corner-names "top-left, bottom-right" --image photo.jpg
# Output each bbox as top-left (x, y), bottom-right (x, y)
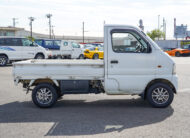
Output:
top-left (143, 78), bottom-right (176, 99)
top-left (35, 52), bottom-right (45, 58)
top-left (29, 79), bottom-right (59, 87)
top-left (0, 53), bottom-right (9, 59)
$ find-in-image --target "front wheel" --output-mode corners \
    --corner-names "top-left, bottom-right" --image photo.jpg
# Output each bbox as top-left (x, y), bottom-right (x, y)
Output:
top-left (146, 83), bottom-right (174, 108)
top-left (0, 55), bottom-right (8, 66)
top-left (35, 54), bottom-right (45, 59)
top-left (32, 83), bottom-right (58, 108)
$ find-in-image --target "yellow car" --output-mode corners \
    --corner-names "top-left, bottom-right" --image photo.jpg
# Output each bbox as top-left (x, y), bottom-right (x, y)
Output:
top-left (84, 47), bottom-right (104, 59)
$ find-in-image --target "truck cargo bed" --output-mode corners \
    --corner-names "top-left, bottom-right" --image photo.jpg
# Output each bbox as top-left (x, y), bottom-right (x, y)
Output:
top-left (13, 59), bottom-right (104, 80)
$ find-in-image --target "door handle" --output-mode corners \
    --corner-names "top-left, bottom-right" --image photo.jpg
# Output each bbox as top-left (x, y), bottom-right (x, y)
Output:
top-left (110, 60), bottom-right (118, 64)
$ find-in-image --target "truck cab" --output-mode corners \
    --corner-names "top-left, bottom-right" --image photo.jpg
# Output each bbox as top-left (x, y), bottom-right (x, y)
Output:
top-left (13, 25), bottom-right (178, 108)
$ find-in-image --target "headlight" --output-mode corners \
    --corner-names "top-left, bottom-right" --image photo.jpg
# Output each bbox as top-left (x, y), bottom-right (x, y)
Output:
top-left (173, 63), bottom-right (176, 75)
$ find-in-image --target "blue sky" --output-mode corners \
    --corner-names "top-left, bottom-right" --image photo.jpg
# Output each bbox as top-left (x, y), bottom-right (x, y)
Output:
top-left (0, 0), bottom-right (190, 38)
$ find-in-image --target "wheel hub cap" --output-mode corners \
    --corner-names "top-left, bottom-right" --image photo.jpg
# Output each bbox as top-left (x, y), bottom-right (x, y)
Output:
top-left (152, 87), bottom-right (169, 104)
top-left (36, 88), bottom-right (53, 104)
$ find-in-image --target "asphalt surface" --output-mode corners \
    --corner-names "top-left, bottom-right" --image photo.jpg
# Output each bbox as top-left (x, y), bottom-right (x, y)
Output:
top-left (0, 57), bottom-right (190, 138)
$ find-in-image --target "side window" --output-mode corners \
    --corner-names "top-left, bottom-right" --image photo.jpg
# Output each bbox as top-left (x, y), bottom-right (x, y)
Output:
top-left (4, 38), bottom-right (22, 46)
top-left (21, 38), bottom-right (34, 46)
top-left (0, 38), bottom-right (5, 46)
top-left (54, 40), bottom-right (61, 46)
top-left (112, 31), bottom-right (150, 53)
top-left (45, 40), bottom-right (53, 46)
top-left (63, 42), bottom-right (68, 46)
top-left (35, 40), bottom-right (43, 46)
top-left (72, 42), bottom-right (80, 48)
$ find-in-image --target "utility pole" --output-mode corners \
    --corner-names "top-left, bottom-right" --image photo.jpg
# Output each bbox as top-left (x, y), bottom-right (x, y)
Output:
top-left (82, 22), bottom-right (88, 43)
top-left (52, 25), bottom-right (55, 39)
top-left (28, 17), bottom-right (35, 40)
top-left (12, 18), bottom-right (18, 27)
top-left (46, 14), bottom-right (52, 39)
top-left (82, 22), bottom-right (84, 43)
top-left (163, 18), bottom-right (166, 40)
top-left (158, 15), bottom-right (160, 30)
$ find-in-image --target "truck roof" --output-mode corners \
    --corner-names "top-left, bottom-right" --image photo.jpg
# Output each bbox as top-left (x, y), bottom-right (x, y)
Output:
top-left (104, 24), bottom-right (138, 29)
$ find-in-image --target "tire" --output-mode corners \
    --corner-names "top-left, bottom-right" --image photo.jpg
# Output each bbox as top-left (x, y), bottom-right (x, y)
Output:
top-left (35, 54), bottom-right (45, 59)
top-left (78, 54), bottom-right (84, 59)
top-left (93, 54), bottom-right (99, 59)
top-left (0, 55), bottom-right (8, 66)
top-left (57, 55), bottom-right (62, 59)
top-left (146, 83), bottom-right (174, 108)
top-left (175, 52), bottom-right (181, 57)
top-left (32, 83), bottom-right (58, 108)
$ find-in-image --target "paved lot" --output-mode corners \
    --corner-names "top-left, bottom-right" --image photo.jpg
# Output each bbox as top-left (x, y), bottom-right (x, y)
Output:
top-left (0, 57), bottom-right (190, 138)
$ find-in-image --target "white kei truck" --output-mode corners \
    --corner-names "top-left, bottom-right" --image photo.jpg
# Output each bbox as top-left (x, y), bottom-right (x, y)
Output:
top-left (51, 40), bottom-right (84, 59)
top-left (13, 25), bottom-right (178, 108)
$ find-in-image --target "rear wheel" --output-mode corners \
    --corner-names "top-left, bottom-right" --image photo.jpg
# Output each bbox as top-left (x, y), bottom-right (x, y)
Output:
top-left (93, 54), bottom-right (99, 59)
top-left (146, 83), bottom-right (174, 108)
top-left (175, 52), bottom-right (181, 57)
top-left (57, 55), bottom-right (62, 59)
top-left (35, 54), bottom-right (45, 59)
top-left (32, 83), bottom-right (58, 108)
top-left (0, 55), bottom-right (8, 66)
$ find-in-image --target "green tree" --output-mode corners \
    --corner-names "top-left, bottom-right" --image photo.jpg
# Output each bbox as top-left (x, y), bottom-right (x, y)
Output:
top-left (147, 29), bottom-right (165, 41)
top-left (27, 36), bottom-right (35, 42)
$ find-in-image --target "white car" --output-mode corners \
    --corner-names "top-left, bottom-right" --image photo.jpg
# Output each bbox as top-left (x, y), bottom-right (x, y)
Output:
top-left (51, 40), bottom-right (84, 59)
top-left (13, 25), bottom-right (178, 108)
top-left (0, 37), bottom-right (51, 66)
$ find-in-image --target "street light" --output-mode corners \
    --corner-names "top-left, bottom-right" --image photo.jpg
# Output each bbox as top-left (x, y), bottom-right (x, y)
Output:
top-left (46, 14), bottom-right (52, 39)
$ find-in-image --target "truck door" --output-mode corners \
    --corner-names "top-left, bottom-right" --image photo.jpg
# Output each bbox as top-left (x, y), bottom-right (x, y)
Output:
top-left (105, 27), bottom-right (156, 94)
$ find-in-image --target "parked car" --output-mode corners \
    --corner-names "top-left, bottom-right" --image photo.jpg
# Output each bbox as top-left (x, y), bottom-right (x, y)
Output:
top-left (165, 47), bottom-right (190, 57)
top-left (0, 37), bottom-right (51, 66)
top-left (13, 25), bottom-right (178, 108)
top-left (84, 47), bottom-right (104, 59)
top-left (35, 39), bottom-right (61, 50)
top-left (51, 40), bottom-right (84, 59)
